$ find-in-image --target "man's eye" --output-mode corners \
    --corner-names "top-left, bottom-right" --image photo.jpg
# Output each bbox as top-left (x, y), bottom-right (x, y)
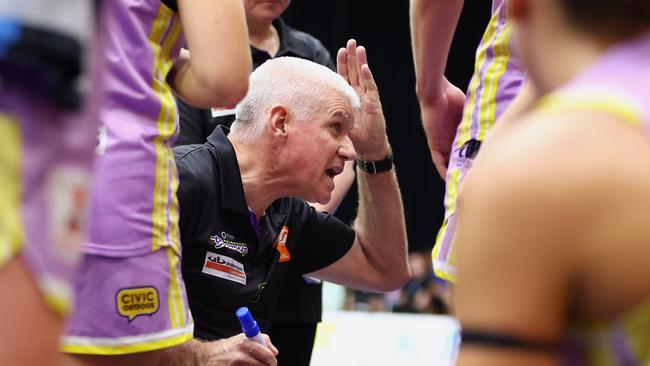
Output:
top-left (331, 123), bottom-right (342, 134)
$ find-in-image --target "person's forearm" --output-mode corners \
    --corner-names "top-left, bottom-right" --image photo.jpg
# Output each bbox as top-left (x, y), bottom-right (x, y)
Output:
top-left (159, 339), bottom-right (215, 366)
top-left (353, 160), bottom-right (409, 291)
top-left (170, 0), bottom-right (251, 109)
top-left (169, 54), bottom-right (249, 109)
top-left (410, 0), bottom-right (464, 102)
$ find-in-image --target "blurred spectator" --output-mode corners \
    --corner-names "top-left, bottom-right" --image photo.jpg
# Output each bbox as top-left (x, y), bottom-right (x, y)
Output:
top-left (392, 251), bottom-right (453, 315)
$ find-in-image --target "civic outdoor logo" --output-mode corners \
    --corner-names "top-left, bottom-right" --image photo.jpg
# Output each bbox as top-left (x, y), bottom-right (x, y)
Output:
top-left (116, 286), bottom-right (159, 322)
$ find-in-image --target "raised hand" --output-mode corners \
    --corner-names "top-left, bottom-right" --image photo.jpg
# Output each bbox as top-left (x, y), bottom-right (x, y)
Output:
top-left (337, 39), bottom-right (391, 161)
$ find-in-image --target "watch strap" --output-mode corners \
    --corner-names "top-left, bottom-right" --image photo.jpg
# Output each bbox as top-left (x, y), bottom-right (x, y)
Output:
top-left (357, 154), bottom-right (394, 174)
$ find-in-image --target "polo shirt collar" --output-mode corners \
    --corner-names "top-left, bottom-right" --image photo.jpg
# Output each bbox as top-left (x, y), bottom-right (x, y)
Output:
top-left (251, 17), bottom-right (314, 62)
top-left (207, 126), bottom-right (249, 216)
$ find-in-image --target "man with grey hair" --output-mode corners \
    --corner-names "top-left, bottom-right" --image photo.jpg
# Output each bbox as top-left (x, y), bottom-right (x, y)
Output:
top-left (172, 40), bottom-right (409, 364)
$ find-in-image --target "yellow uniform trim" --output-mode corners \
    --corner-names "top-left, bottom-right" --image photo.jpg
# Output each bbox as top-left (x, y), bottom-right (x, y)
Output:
top-left (149, 5), bottom-right (171, 253)
top-left (166, 247), bottom-right (187, 328)
top-left (456, 12), bottom-right (500, 149)
top-left (0, 114), bottom-right (24, 267)
top-left (477, 24), bottom-right (512, 141)
top-left (432, 168), bottom-right (461, 282)
top-left (536, 91), bottom-right (643, 127)
top-left (162, 16), bottom-right (183, 256)
top-left (149, 7), bottom-right (183, 254)
top-left (61, 327), bottom-right (194, 355)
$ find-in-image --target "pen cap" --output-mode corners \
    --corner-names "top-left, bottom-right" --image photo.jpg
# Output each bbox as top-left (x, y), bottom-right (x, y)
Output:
top-left (236, 307), bottom-right (260, 338)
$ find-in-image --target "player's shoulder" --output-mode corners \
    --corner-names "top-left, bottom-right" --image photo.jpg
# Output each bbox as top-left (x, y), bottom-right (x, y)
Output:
top-left (464, 109), bottom-right (650, 213)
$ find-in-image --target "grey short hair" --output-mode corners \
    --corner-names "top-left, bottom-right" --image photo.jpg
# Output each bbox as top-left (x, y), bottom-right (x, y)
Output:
top-left (230, 57), bottom-right (360, 142)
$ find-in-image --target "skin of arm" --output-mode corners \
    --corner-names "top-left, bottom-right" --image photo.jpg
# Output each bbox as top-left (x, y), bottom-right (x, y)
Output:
top-left (410, 0), bottom-right (466, 179)
top-left (159, 336), bottom-right (278, 366)
top-left (454, 109), bottom-right (650, 365)
top-left (169, 0), bottom-right (252, 109)
top-left (308, 40), bottom-right (410, 292)
top-left (454, 114), bottom-right (573, 366)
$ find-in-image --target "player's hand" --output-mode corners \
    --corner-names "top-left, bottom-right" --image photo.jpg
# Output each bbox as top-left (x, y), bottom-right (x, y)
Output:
top-left (418, 78), bottom-right (465, 179)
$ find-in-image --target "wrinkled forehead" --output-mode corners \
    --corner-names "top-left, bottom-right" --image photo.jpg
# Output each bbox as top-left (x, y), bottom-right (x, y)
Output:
top-left (321, 91), bottom-right (356, 128)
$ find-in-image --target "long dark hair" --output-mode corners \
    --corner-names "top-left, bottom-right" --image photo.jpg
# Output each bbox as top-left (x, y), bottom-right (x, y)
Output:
top-left (560, 0), bottom-right (650, 40)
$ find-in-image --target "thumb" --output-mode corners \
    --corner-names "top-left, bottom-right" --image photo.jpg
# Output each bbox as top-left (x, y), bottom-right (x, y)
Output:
top-left (430, 151), bottom-right (448, 180)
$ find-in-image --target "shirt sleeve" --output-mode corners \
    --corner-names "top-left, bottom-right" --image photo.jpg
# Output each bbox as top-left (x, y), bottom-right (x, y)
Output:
top-left (174, 146), bottom-right (209, 244)
top-left (311, 39), bottom-right (335, 71)
top-left (291, 202), bottom-right (356, 274)
top-left (175, 98), bottom-right (209, 146)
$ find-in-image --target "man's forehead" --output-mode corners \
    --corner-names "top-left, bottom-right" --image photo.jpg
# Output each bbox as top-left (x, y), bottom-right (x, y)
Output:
top-left (328, 109), bottom-right (355, 129)
top-left (323, 94), bottom-right (354, 120)
top-left (330, 109), bottom-right (353, 121)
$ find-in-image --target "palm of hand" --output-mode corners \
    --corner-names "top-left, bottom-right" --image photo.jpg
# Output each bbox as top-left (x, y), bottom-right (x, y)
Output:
top-left (337, 39), bottom-right (389, 160)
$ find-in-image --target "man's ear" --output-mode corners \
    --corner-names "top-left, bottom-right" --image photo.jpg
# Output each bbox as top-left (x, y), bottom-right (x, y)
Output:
top-left (508, 0), bottom-right (531, 22)
top-left (268, 105), bottom-right (289, 137)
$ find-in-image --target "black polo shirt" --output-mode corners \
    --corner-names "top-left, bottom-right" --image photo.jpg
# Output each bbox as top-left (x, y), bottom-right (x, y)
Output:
top-left (174, 17), bottom-right (335, 146)
top-left (174, 126), bottom-right (355, 340)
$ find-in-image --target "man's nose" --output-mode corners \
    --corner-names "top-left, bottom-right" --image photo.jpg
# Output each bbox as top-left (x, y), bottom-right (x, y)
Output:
top-left (339, 135), bottom-right (357, 161)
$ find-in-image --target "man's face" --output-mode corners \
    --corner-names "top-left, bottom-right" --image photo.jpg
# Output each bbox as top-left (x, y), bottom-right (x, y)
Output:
top-left (244, 0), bottom-right (291, 24)
top-left (287, 94), bottom-right (356, 204)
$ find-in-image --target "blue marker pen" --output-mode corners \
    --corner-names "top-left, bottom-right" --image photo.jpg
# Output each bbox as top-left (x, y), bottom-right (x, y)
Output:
top-left (236, 307), bottom-right (267, 346)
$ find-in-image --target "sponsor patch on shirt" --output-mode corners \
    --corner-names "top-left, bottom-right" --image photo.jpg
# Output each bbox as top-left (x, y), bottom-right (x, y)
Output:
top-left (210, 234), bottom-right (248, 256)
top-left (202, 251), bottom-right (246, 285)
top-left (274, 226), bottom-right (291, 263)
top-left (116, 286), bottom-right (159, 322)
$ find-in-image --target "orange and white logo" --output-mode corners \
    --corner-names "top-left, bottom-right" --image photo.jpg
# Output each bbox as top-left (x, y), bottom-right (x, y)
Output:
top-left (274, 226), bottom-right (291, 263)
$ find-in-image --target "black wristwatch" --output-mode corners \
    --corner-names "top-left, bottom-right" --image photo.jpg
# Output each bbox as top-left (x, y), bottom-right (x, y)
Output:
top-left (357, 154), bottom-right (394, 174)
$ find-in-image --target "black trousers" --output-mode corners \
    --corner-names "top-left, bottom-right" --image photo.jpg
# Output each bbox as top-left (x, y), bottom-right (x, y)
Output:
top-left (268, 322), bottom-right (318, 366)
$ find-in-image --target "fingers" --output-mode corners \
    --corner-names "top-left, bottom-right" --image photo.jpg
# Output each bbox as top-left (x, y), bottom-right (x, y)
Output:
top-left (336, 47), bottom-right (349, 83)
top-left (360, 64), bottom-right (378, 94)
top-left (430, 152), bottom-right (448, 180)
top-left (244, 341), bottom-right (277, 365)
top-left (345, 39), bottom-right (360, 87)
top-left (342, 42), bottom-right (377, 96)
top-left (261, 334), bottom-right (278, 355)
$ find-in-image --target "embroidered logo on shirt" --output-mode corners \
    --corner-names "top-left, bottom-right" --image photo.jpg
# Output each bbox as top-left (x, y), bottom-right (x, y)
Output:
top-left (202, 251), bottom-right (246, 285)
top-left (273, 226), bottom-right (291, 263)
top-left (116, 287), bottom-right (159, 322)
top-left (210, 232), bottom-right (249, 256)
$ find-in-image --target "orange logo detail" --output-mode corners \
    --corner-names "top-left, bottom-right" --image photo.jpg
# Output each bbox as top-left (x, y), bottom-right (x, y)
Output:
top-left (274, 226), bottom-right (291, 263)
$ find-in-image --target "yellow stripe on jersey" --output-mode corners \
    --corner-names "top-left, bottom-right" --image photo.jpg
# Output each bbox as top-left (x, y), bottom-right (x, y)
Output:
top-left (161, 16), bottom-right (183, 256)
top-left (0, 114), bottom-right (24, 267)
top-left (537, 90), bottom-right (644, 127)
top-left (166, 247), bottom-right (188, 328)
top-left (477, 23), bottom-right (512, 141)
top-left (432, 168), bottom-right (461, 283)
top-left (149, 7), bottom-right (182, 254)
top-left (456, 12), bottom-right (500, 149)
top-left (149, 5), bottom-right (172, 253)
top-left (61, 325), bottom-right (194, 355)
